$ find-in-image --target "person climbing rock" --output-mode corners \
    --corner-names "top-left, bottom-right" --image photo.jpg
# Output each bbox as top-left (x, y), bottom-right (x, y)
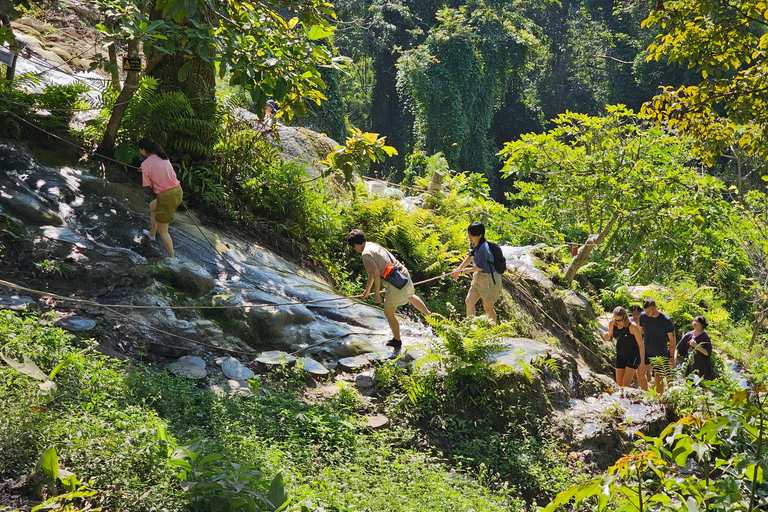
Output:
top-left (452, 221), bottom-right (502, 324)
top-left (677, 315), bottom-right (713, 381)
top-left (603, 306), bottom-right (644, 388)
top-left (638, 297), bottom-right (676, 393)
top-left (629, 304), bottom-right (648, 390)
top-left (265, 99), bottom-right (278, 121)
top-left (347, 229), bottom-right (431, 349)
top-left (138, 137), bottom-right (182, 259)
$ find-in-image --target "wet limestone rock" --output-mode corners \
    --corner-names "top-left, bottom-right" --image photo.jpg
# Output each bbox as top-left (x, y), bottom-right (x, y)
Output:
top-left (55, 316), bottom-right (97, 332)
top-left (297, 356), bottom-right (329, 376)
top-left (168, 355), bottom-right (207, 380)
top-left (215, 356), bottom-right (254, 380)
top-left (142, 259), bottom-right (215, 297)
top-left (0, 187), bottom-right (64, 226)
top-left (0, 295), bottom-right (36, 311)
top-left (255, 350), bottom-right (296, 366)
top-left (549, 389), bottom-right (667, 470)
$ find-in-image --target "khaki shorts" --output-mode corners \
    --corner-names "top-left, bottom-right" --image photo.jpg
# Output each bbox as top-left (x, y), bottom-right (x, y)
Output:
top-left (469, 272), bottom-right (502, 304)
top-left (383, 269), bottom-right (415, 308)
top-left (155, 185), bottom-right (183, 224)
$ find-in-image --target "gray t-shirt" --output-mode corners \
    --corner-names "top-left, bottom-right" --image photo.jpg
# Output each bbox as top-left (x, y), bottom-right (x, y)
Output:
top-left (639, 311), bottom-right (675, 356)
top-left (361, 242), bottom-right (400, 278)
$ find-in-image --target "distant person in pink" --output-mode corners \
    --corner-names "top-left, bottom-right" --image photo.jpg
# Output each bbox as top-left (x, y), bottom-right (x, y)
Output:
top-left (138, 137), bottom-right (183, 258)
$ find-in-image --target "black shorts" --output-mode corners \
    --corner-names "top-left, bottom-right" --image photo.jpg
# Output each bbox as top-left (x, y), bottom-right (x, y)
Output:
top-left (616, 353), bottom-right (641, 369)
top-left (645, 351), bottom-right (670, 366)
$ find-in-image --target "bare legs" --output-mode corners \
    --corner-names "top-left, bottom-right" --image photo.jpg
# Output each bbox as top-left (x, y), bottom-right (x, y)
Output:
top-left (147, 199), bottom-right (175, 258)
top-left (383, 295), bottom-right (431, 342)
top-left (408, 295), bottom-right (432, 317)
top-left (465, 288), bottom-right (497, 324)
top-left (616, 367), bottom-right (638, 388)
top-left (635, 362), bottom-right (648, 391)
top-left (384, 306), bottom-right (400, 341)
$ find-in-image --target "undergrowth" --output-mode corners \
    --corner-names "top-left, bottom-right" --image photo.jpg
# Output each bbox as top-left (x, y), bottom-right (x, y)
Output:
top-left (0, 310), bottom-right (552, 511)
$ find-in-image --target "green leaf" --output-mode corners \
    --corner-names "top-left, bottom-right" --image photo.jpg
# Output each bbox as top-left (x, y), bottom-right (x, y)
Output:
top-left (38, 447), bottom-right (59, 481)
top-left (307, 24), bottom-right (333, 41)
top-left (178, 61), bottom-right (193, 82)
top-left (58, 469), bottom-right (79, 492)
top-left (199, 453), bottom-right (223, 464)
top-left (49, 347), bottom-right (92, 381)
top-left (267, 473), bottom-right (288, 511)
top-left (673, 436), bottom-right (693, 466)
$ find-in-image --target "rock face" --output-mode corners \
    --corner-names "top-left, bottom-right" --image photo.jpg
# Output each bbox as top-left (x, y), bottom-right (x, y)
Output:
top-left (0, 128), bottom-right (669, 474)
top-left (549, 388), bottom-right (668, 470)
top-left (0, 140), bottom-right (422, 362)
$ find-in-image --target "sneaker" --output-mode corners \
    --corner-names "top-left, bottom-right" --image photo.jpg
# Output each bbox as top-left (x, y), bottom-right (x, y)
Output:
top-left (385, 338), bottom-right (402, 349)
top-left (142, 229), bottom-right (156, 241)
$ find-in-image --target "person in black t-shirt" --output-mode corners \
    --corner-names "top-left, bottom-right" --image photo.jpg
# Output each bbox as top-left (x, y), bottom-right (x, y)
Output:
top-left (638, 297), bottom-right (676, 393)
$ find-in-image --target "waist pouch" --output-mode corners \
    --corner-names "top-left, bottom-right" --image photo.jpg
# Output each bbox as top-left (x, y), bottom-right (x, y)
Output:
top-left (383, 263), bottom-right (408, 290)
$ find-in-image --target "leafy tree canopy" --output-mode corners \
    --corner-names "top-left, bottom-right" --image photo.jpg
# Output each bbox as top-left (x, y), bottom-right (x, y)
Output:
top-left (94, 0), bottom-right (341, 119)
top-left (500, 105), bottom-right (729, 283)
top-left (642, 0), bottom-right (768, 162)
top-left (397, 2), bottom-right (535, 188)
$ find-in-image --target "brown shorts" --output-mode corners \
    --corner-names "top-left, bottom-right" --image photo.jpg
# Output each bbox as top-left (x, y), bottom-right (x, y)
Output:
top-left (469, 272), bottom-right (502, 304)
top-left (155, 185), bottom-right (183, 224)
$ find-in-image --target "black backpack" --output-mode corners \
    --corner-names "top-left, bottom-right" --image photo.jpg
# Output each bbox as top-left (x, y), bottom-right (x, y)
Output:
top-left (486, 241), bottom-right (507, 275)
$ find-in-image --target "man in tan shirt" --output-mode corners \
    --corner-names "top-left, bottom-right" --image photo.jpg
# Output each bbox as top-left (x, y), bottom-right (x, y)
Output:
top-left (348, 229), bottom-right (431, 349)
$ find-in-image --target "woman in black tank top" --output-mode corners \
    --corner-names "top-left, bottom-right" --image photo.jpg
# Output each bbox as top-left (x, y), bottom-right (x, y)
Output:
top-left (603, 306), bottom-right (645, 388)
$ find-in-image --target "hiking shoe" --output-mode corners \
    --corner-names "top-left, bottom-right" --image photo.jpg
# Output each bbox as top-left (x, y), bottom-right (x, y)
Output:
top-left (385, 338), bottom-right (402, 349)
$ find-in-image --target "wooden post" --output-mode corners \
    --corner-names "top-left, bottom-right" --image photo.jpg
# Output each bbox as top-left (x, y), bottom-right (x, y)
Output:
top-left (427, 170), bottom-right (445, 195)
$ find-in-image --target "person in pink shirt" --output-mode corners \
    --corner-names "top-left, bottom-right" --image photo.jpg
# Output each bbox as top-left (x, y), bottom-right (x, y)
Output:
top-left (138, 137), bottom-right (183, 258)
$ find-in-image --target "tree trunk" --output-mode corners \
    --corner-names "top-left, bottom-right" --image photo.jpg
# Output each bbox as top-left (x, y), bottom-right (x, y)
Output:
top-left (146, 8), bottom-right (215, 114)
top-left (564, 213), bottom-right (619, 283)
top-left (370, 49), bottom-right (409, 175)
top-left (146, 52), bottom-right (215, 112)
top-left (96, 41), bottom-right (163, 158)
top-left (108, 43), bottom-right (120, 89)
top-left (1, 12), bottom-right (18, 82)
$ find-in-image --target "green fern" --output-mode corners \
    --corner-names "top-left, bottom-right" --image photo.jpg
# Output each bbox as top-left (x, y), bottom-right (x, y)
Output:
top-left (113, 76), bottom-right (218, 163)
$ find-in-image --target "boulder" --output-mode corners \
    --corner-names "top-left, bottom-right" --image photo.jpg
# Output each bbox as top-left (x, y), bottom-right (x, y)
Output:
top-left (297, 356), bottom-right (329, 376)
top-left (15, 17), bottom-right (46, 32)
top-left (168, 355), bottom-right (207, 380)
top-left (215, 356), bottom-right (254, 380)
top-left (565, 291), bottom-right (596, 320)
top-left (255, 350), bottom-right (296, 366)
top-left (338, 354), bottom-right (372, 373)
top-left (0, 295), bottom-right (36, 311)
top-left (55, 316), bottom-right (97, 332)
top-left (366, 414), bottom-right (389, 429)
top-left (626, 285), bottom-right (671, 301)
top-left (355, 370), bottom-right (376, 395)
top-left (48, 46), bottom-right (74, 62)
